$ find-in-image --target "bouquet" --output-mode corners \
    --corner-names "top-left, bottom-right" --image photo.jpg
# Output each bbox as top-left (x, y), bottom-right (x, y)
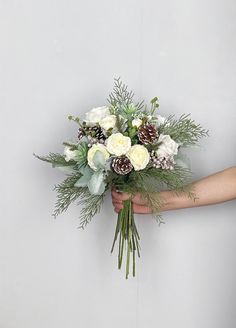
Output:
top-left (34, 78), bottom-right (208, 278)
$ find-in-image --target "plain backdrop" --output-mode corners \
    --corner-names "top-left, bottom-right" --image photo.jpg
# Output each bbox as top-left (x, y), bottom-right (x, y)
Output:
top-left (1, 1), bottom-right (236, 327)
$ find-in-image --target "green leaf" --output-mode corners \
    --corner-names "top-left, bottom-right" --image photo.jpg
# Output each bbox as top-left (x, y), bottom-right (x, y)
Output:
top-left (74, 165), bottom-right (94, 187)
top-left (87, 170), bottom-right (106, 195)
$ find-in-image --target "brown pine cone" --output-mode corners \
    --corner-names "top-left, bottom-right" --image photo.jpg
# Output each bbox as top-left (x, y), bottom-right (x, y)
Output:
top-left (78, 125), bottom-right (106, 143)
top-left (78, 127), bottom-right (85, 140)
top-left (112, 156), bottom-right (133, 175)
top-left (138, 123), bottom-right (158, 144)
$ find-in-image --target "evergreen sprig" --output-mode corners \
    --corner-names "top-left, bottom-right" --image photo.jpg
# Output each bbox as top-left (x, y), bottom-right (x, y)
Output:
top-left (159, 114), bottom-right (209, 146)
top-left (77, 190), bottom-right (106, 229)
top-left (33, 152), bottom-right (75, 167)
top-left (108, 166), bottom-right (190, 193)
top-left (52, 173), bottom-right (106, 229)
top-left (53, 173), bottom-right (83, 217)
top-left (107, 77), bottom-right (144, 111)
top-left (106, 164), bottom-right (195, 221)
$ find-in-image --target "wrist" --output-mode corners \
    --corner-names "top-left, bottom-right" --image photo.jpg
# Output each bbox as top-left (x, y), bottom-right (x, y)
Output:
top-left (159, 190), bottom-right (176, 211)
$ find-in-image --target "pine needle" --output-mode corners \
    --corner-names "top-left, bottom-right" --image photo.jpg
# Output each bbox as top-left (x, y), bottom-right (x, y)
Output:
top-left (33, 152), bottom-right (73, 167)
top-left (159, 114), bottom-right (209, 146)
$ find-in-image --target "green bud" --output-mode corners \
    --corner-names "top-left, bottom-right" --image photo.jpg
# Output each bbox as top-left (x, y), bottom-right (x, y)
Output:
top-left (151, 97), bottom-right (158, 104)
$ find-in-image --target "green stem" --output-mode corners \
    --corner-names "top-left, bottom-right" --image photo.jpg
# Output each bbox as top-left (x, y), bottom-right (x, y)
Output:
top-left (111, 199), bottom-right (141, 279)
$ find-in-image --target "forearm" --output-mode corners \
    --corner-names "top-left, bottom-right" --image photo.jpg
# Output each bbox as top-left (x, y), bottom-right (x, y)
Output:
top-left (160, 167), bottom-right (236, 211)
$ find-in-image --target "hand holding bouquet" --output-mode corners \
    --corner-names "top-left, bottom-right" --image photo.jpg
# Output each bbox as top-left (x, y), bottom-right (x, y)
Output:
top-left (35, 78), bottom-right (208, 278)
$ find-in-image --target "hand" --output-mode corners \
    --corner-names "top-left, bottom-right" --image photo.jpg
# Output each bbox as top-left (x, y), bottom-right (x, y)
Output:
top-left (111, 188), bottom-right (152, 214)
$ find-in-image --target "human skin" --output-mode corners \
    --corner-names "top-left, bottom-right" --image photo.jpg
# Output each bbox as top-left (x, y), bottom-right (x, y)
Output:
top-left (111, 167), bottom-right (236, 214)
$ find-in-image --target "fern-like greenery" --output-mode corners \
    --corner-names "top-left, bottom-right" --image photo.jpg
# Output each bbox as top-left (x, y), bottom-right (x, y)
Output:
top-left (52, 173), bottom-right (106, 229)
top-left (105, 164), bottom-right (195, 224)
top-left (107, 165), bottom-right (192, 194)
top-left (33, 152), bottom-right (75, 167)
top-left (77, 189), bottom-right (106, 229)
top-left (53, 173), bottom-right (83, 217)
top-left (107, 77), bottom-right (144, 111)
top-left (159, 114), bottom-right (209, 146)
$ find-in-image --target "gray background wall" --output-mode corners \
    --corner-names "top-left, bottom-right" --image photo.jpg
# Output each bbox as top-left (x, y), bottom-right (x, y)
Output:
top-left (1, 1), bottom-right (236, 327)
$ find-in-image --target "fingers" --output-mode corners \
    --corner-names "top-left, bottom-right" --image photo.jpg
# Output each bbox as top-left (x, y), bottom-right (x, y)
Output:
top-left (112, 201), bottom-right (152, 214)
top-left (111, 189), bottom-right (131, 202)
top-left (111, 189), bottom-right (148, 206)
top-left (131, 193), bottom-right (147, 206)
top-left (111, 188), bottom-right (152, 214)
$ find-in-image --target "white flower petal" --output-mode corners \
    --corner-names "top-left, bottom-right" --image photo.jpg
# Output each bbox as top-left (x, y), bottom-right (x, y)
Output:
top-left (100, 115), bottom-right (117, 130)
top-left (85, 106), bottom-right (110, 125)
top-left (156, 134), bottom-right (179, 157)
top-left (106, 133), bottom-right (131, 156)
top-left (87, 144), bottom-right (110, 171)
top-left (127, 145), bottom-right (150, 171)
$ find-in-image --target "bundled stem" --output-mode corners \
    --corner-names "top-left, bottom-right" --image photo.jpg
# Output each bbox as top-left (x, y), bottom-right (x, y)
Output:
top-left (111, 199), bottom-right (140, 279)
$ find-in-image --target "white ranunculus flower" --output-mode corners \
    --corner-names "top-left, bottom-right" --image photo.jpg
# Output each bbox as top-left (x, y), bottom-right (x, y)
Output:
top-left (106, 133), bottom-right (131, 156)
top-left (132, 118), bottom-right (142, 128)
top-left (100, 115), bottom-right (117, 130)
top-left (85, 106), bottom-right (110, 125)
top-left (87, 144), bottom-right (110, 171)
top-left (127, 144), bottom-right (150, 171)
top-left (156, 134), bottom-right (179, 157)
top-left (64, 146), bottom-right (78, 162)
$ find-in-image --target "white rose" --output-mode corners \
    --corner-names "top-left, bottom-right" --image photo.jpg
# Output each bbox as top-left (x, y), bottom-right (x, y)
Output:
top-left (132, 118), bottom-right (142, 128)
top-left (100, 115), bottom-right (117, 130)
top-left (156, 134), bottom-right (179, 157)
top-left (106, 133), bottom-right (131, 156)
top-left (85, 106), bottom-right (110, 125)
top-left (64, 146), bottom-right (78, 162)
top-left (87, 144), bottom-right (110, 171)
top-left (127, 144), bottom-right (150, 171)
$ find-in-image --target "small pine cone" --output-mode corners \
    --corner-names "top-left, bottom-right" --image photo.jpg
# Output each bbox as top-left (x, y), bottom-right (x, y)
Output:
top-left (91, 126), bottom-right (106, 141)
top-left (78, 127), bottom-right (85, 140)
top-left (138, 123), bottom-right (158, 144)
top-left (79, 125), bottom-right (106, 145)
top-left (112, 156), bottom-right (133, 175)
top-left (150, 150), bottom-right (175, 170)
top-left (85, 126), bottom-right (106, 141)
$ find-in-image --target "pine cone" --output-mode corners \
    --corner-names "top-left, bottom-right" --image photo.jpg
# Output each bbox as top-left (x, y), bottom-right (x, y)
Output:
top-left (150, 150), bottom-right (175, 170)
top-left (138, 123), bottom-right (158, 144)
top-left (112, 156), bottom-right (133, 175)
top-left (78, 125), bottom-right (106, 144)
top-left (78, 127), bottom-right (85, 140)
top-left (88, 126), bottom-right (106, 141)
